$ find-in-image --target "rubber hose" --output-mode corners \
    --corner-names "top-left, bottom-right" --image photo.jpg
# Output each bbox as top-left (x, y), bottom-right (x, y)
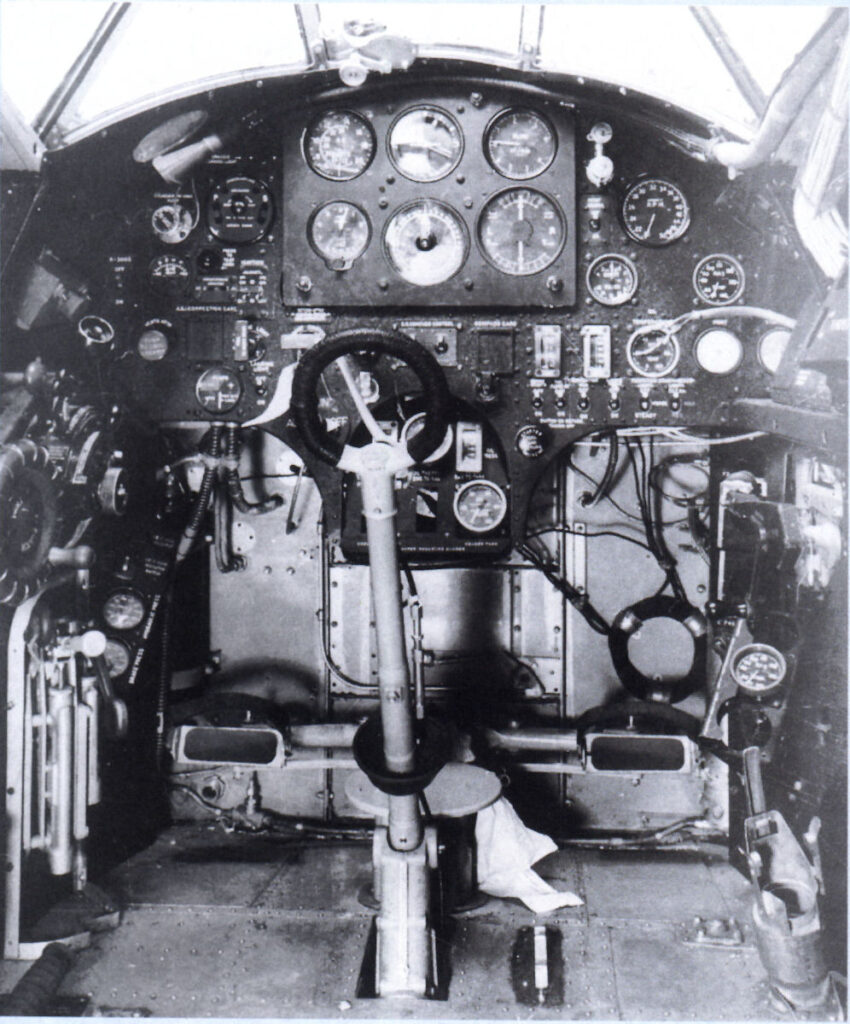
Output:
top-left (3, 942), bottom-right (73, 1016)
top-left (224, 425), bottom-right (282, 515)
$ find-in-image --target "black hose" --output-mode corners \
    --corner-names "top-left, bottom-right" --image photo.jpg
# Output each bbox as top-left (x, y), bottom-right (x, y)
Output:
top-left (224, 425), bottom-right (283, 515)
top-left (2, 942), bottom-right (74, 1016)
top-left (175, 425), bottom-right (222, 566)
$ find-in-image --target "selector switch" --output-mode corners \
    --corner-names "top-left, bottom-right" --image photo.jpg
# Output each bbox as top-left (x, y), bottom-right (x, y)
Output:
top-left (516, 425), bottom-right (547, 459)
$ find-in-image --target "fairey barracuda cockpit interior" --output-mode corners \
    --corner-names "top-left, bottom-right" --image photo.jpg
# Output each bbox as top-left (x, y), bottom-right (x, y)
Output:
top-left (0, 3), bottom-right (847, 1018)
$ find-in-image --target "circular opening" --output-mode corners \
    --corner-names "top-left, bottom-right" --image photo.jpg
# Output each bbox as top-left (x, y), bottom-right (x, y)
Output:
top-left (628, 617), bottom-right (695, 681)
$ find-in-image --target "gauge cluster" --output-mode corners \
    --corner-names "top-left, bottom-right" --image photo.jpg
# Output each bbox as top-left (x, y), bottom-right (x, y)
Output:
top-left (282, 89), bottom-right (577, 308)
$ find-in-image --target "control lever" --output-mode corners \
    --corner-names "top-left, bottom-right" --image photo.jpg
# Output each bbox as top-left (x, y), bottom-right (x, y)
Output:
top-left (66, 630), bottom-right (128, 739)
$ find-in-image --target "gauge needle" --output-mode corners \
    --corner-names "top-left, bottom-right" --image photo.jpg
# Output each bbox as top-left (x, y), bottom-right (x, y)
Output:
top-left (517, 239), bottom-right (524, 271)
top-left (644, 213), bottom-right (656, 237)
top-left (641, 335), bottom-right (671, 355)
top-left (517, 194), bottom-right (525, 221)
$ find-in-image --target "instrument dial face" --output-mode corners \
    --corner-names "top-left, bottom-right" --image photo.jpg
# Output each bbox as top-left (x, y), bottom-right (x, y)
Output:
top-left (149, 254), bottom-right (190, 296)
top-left (732, 643), bottom-right (787, 695)
top-left (694, 328), bottom-right (743, 375)
top-left (477, 188), bottom-right (565, 276)
top-left (195, 366), bottom-right (243, 413)
top-left (309, 201), bottom-right (371, 270)
top-left (104, 637), bottom-right (132, 678)
top-left (207, 177), bottom-right (273, 244)
top-left (400, 412), bottom-right (453, 463)
top-left (388, 106), bottom-right (463, 182)
top-left (626, 329), bottom-right (680, 378)
top-left (103, 590), bottom-right (146, 631)
top-left (485, 108), bottom-right (557, 180)
top-left (758, 327), bottom-right (792, 373)
top-left (304, 110), bottom-right (376, 181)
top-left (622, 178), bottom-right (690, 246)
top-left (383, 200), bottom-right (468, 286)
top-left (453, 480), bottom-right (507, 534)
top-left (693, 254), bottom-right (745, 305)
top-left (586, 253), bottom-right (638, 306)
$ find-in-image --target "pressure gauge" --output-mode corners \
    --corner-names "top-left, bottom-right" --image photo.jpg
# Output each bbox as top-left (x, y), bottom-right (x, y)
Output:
top-left (388, 106), bottom-right (463, 182)
top-left (622, 178), bottom-right (690, 246)
top-left (626, 328), bottom-right (680, 378)
top-left (383, 200), bottom-right (468, 286)
top-left (477, 188), bottom-right (565, 276)
top-left (694, 328), bottom-right (743, 375)
top-left (103, 589), bottom-right (146, 631)
top-left (732, 643), bottom-right (787, 696)
top-left (149, 254), bottom-right (190, 296)
top-left (453, 480), bottom-right (507, 534)
top-left (104, 637), bottom-right (132, 678)
top-left (195, 366), bottom-right (243, 413)
top-left (308, 201), bottom-right (370, 270)
top-left (304, 110), bottom-right (376, 181)
top-left (484, 109), bottom-right (557, 180)
top-left (693, 254), bottom-right (745, 305)
top-left (586, 253), bottom-right (638, 306)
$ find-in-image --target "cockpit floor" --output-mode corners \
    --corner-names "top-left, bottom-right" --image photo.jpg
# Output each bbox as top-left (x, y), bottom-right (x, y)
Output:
top-left (28, 824), bottom-right (784, 1019)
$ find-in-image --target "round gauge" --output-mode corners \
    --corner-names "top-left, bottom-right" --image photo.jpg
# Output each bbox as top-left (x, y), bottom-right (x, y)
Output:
top-left (485, 108), bottom-right (557, 180)
top-left (103, 590), bottom-right (146, 631)
top-left (308, 201), bottom-right (371, 270)
top-left (400, 412), bottom-right (453, 463)
top-left (304, 110), bottom-right (376, 181)
top-left (586, 253), bottom-right (638, 306)
top-left (149, 254), bottom-right (190, 296)
top-left (478, 188), bottom-right (565, 276)
top-left (732, 643), bottom-right (787, 696)
top-left (759, 327), bottom-right (792, 374)
top-left (626, 328), bottom-right (681, 378)
top-left (207, 177), bottom-right (273, 244)
top-left (152, 203), bottom-right (194, 244)
top-left (622, 178), bottom-right (690, 246)
top-left (694, 328), bottom-right (743, 375)
top-left (104, 637), bottom-right (132, 679)
top-left (195, 366), bottom-right (243, 413)
top-left (137, 328), bottom-right (169, 361)
top-left (693, 254), bottom-right (745, 305)
top-left (383, 200), bottom-right (468, 286)
top-left (388, 106), bottom-right (463, 182)
top-left (453, 480), bottom-right (508, 534)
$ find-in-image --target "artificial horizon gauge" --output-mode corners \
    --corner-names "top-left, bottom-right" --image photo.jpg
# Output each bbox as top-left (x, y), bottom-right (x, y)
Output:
top-left (626, 328), bottom-right (680, 377)
top-left (622, 178), bottom-right (690, 246)
top-left (694, 328), bottom-right (743, 375)
top-left (103, 590), bottom-right (146, 631)
top-left (477, 188), bottom-right (565, 276)
top-left (693, 254), bottom-right (745, 305)
top-left (149, 254), bottom-right (190, 296)
top-left (308, 201), bottom-right (371, 270)
top-left (732, 642), bottom-right (787, 695)
top-left (388, 106), bottom-right (463, 182)
top-left (104, 637), bottom-right (132, 679)
top-left (207, 177), bottom-right (273, 244)
top-left (484, 108), bottom-right (557, 179)
top-left (383, 200), bottom-right (468, 286)
top-left (195, 366), bottom-right (243, 413)
top-left (586, 253), bottom-right (638, 305)
top-left (304, 110), bottom-right (376, 181)
top-left (453, 479), bottom-right (508, 533)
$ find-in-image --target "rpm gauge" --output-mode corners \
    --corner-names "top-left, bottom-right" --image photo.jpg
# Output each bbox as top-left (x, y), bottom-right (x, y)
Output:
top-left (383, 200), bottom-right (468, 286)
top-left (622, 178), bottom-right (690, 246)
top-left (388, 106), bottom-right (463, 182)
top-left (478, 188), bottom-right (565, 276)
top-left (453, 480), bottom-right (507, 534)
top-left (485, 108), bottom-right (556, 180)
top-left (309, 201), bottom-right (370, 270)
top-left (586, 253), bottom-right (638, 306)
top-left (626, 328), bottom-right (680, 378)
top-left (304, 110), bottom-right (376, 181)
top-left (693, 254), bottom-right (745, 305)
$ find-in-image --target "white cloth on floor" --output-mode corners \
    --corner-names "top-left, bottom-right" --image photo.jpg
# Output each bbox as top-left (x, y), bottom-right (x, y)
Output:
top-left (475, 796), bottom-right (583, 913)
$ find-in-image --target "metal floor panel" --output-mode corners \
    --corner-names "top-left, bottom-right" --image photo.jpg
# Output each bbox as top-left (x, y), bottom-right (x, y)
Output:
top-left (49, 824), bottom-right (782, 1020)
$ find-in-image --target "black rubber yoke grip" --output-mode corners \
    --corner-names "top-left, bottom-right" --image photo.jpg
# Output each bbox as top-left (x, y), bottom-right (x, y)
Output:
top-left (289, 329), bottom-right (451, 467)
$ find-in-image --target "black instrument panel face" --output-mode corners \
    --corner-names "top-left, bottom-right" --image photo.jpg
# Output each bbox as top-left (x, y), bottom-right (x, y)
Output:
top-left (281, 88), bottom-right (577, 308)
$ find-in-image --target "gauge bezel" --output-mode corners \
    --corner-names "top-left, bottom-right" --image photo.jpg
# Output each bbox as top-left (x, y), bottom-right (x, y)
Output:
top-left (693, 328), bottom-right (744, 376)
top-left (758, 327), bottom-right (792, 374)
top-left (731, 642), bottom-right (787, 695)
top-left (400, 412), bottom-right (454, 463)
top-left (453, 479), bottom-right (508, 534)
top-left (586, 252), bottom-right (639, 306)
top-left (476, 186), bottom-right (566, 277)
top-left (692, 253), bottom-right (745, 306)
top-left (626, 328), bottom-right (681, 378)
top-left (194, 366), bottom-right (243, 413)
top-left (621, 177), bottom-right (691, 247)
top-left (307, 200), bottom-right (372, 269)
top-left (102, 589), bottom-right (146, 632)
top-left (387, 104), bottom-right (464, 183)
top-left (382, 199), bottom-right (469, 286)
top-left (484, 107), bottom-right (558, 180)
top-left (104, 637), bottom-right (133, 678)
top-left (303, 109), bottom-right (377, 182)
